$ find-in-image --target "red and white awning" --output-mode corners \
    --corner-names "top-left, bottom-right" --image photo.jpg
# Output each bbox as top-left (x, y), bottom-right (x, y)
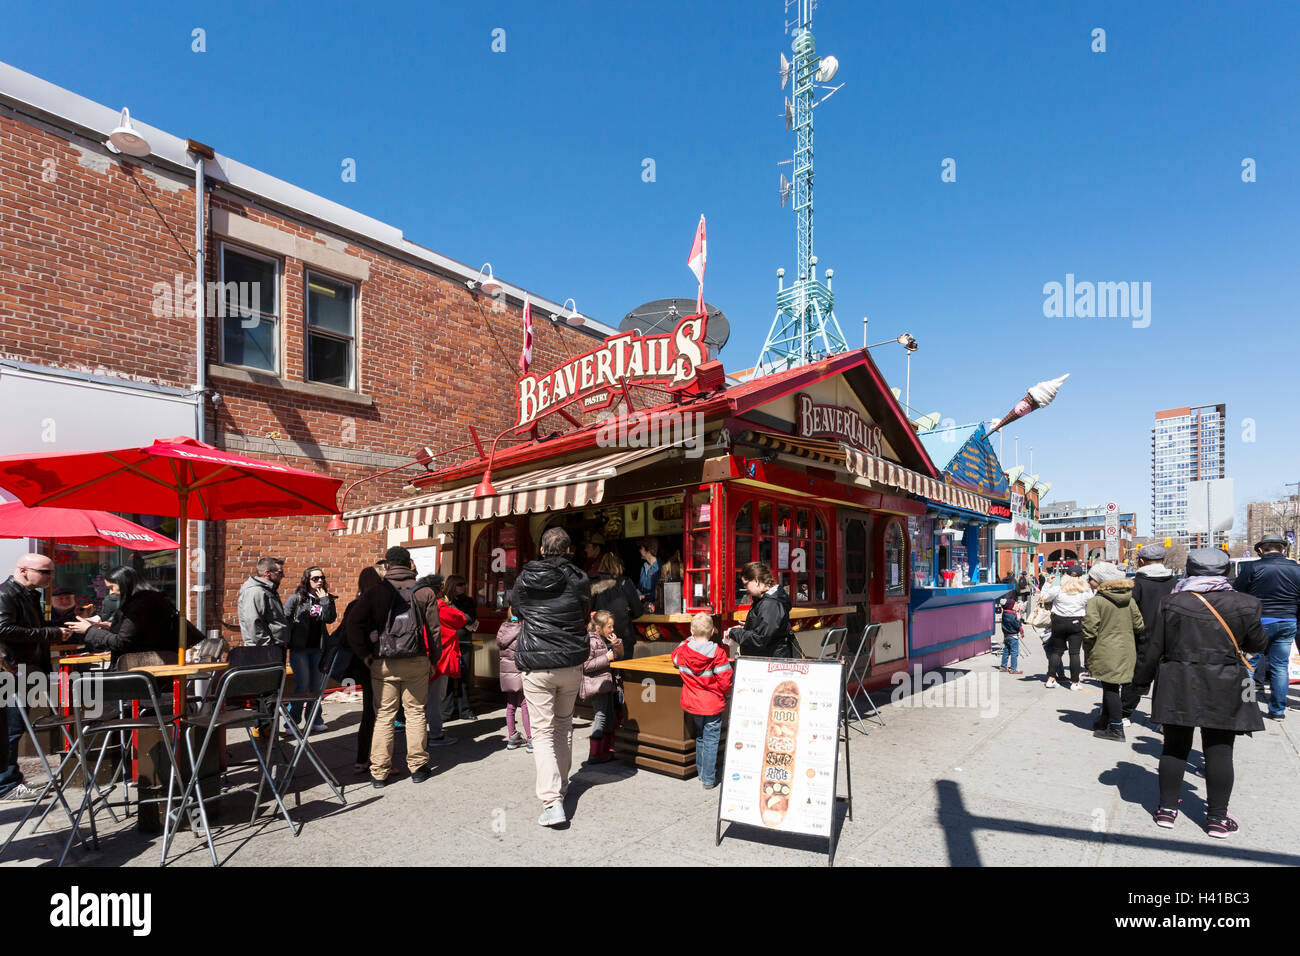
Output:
top-left (841, 445), bottom-right (992, 516)
top-left (342, 443), bottom-right (684, 535)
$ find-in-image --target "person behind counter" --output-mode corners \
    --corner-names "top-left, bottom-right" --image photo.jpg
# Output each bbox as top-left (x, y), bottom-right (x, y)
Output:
top-left (49, 588), bottom-right (82, 630)
top-left (636, 538), bottom-right (660, 610)
top-left (672, 612), bottom-right (733, 789)
top-left (590, 552), bottom-right (643, 658)
top-left (726, 561), bottom-right (797, 658)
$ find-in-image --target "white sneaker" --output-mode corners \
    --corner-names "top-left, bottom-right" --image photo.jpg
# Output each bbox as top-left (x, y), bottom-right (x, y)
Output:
top-left (538, 803), bottom-right (567, 827)
top-left (310, 720), bottom-right (328, 734)
top-left (0, 782), bottom-right (41, 802)
top-left (1122, 718), bottom-right (1132, 727)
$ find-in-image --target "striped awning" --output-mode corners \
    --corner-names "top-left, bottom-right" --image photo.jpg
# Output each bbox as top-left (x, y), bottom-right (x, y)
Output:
top-left (341, 443), bottom-right (685, 535)
top-left (738, 431), bottom-right (844, 464)
top-left (841, 444), bottom-right (992, 516)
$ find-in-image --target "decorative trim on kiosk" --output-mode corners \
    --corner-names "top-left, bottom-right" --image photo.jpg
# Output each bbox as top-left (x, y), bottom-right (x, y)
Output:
top-left (841, 444), bottom-right (993, 516)
top-left (342, 442), bottom-right (685, 534)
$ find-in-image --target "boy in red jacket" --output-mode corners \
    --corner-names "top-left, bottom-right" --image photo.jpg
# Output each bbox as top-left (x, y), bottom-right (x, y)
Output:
top-left (671, 612), bottom-right (733, 790)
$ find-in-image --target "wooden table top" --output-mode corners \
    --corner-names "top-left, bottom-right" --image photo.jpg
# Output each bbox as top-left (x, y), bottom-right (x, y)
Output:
top-left (53, 652), bottom-right (111, 668)
top-left (733, 604), bottom-right (855, 622)
top-left (131, 661), bottom-right (230, 678)
top-left (610, 653), bottom-right (679, 676)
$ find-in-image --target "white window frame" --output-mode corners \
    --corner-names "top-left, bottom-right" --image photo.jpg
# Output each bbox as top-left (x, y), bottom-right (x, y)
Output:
top-left (218, 242), bottom-right (283, 376)
top-left (303, 269), bottom-right (357, 390)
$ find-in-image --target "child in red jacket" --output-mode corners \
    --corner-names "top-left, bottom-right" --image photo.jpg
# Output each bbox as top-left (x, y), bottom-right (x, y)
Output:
top-left (671, 612), bottom-right (733, 790)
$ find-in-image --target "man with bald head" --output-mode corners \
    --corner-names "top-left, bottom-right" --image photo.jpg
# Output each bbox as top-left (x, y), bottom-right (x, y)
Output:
top-left (0, 554), bottom-right (69, 800)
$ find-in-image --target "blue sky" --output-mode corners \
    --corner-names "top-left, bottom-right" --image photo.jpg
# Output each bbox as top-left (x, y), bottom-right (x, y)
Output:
top-left (4, 0), bottom-right (1297, 534)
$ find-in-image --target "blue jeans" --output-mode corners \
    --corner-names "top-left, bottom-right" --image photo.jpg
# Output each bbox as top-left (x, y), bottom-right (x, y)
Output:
top-left (1250, 620), bottom-right (1296, 718)
top-left (0, 700), bottom-right (24, 796)
top-left (693, 713), bottom-right (723, 787)
top-left (288, 649), bottom-right (325, 723)
top-left (1000, 635), bottom-right (1020, 671)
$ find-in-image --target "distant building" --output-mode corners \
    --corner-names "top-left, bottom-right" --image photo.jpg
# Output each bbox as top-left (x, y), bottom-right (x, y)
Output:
top-left (1246, 497), bottom-right (1298, 551)
top-left (1151, 404), bottom-right (1226, 548)
top-left (1037, 500), bottom-right (1138, 567)
top-left (996, 467), bottom-right (1046, 578)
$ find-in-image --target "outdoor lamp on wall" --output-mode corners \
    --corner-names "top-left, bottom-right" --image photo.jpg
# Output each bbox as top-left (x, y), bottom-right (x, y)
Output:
top-left (466, 263), bottom-right (503, 297)
top-left (106, 107), bottom-right (151, 156)
top-left (552, 298), bottom-right (584, 327)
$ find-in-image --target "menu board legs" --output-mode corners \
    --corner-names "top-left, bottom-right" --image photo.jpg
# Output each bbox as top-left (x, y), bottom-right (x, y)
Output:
top-left (714, 658), bottom-right (854, 866)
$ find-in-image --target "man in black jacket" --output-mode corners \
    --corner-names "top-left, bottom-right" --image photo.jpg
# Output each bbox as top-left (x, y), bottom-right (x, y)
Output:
top-left (516, 527), bottom-right (590, 827)
top-left (1123, 543), bottom-right (1177, 723)
top-left (1233, 533), bottom-right (1300, 720)
top-left (0, 554), bottom-right (68, 801)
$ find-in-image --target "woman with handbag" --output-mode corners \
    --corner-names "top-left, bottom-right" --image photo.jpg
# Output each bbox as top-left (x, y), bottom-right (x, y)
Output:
top-left (1132, 549), bottom-right (1268, 839)
top-left (282, 567), bottom-right (337, 732)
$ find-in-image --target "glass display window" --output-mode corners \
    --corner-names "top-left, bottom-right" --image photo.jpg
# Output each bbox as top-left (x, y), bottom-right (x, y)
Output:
top-left (473, 519), bottom-right (522, 611)
top-left (730, 491), bottom-right (831, 608)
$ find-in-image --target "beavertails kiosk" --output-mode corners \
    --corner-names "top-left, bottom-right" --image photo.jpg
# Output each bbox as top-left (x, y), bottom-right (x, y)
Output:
top-left (341, 316), bottom-right (977, 778)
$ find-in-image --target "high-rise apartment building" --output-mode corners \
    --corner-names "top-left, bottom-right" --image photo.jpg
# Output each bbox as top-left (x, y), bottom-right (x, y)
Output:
top-left (1151, 404), bottom-right (1226, 547)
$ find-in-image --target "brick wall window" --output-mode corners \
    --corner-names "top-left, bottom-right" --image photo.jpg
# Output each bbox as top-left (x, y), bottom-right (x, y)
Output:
top-left (305, 271), bottom-right (356, 388)
top-left (220, 244), bottom-right (281, 373)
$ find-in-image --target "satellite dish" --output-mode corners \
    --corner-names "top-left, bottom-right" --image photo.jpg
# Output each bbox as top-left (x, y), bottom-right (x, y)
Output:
top-left (779, 52), bottom-right (790, 89)
top-left (778, 173), bottom-right (791, 207)
top-left (784, 97), bottom-right (793, 130)
top-left (816, 55), bottom-right (839, 83)
top-left (619, 298), bottom-right (731, 355)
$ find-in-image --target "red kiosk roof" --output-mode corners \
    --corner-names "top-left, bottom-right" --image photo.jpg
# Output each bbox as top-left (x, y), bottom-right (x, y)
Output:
top-left (417, 348), bottom-right (937, 488)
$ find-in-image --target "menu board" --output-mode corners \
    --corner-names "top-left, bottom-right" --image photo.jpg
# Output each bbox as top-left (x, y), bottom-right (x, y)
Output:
top-left (646, 495), bottom-right (684, 534)
top-left (718, 658), bottom-right (843, 838)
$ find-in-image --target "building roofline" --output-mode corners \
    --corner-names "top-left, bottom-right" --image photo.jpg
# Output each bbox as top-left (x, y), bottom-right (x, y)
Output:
top-left (0, 59), bottom-right (616, 340)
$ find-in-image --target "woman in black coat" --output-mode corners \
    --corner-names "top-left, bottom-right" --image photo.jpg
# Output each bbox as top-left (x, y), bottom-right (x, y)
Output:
top-left (66, 567), bottom-right (177, 669)
top-left (1132, 549), bottom-right (1267, 839)
top-left (727, 561), bottom-right (796, 658)
top-left (339, 566), bottom-right (384, 774)
top-left (589, 552), bottom-right (644, 658)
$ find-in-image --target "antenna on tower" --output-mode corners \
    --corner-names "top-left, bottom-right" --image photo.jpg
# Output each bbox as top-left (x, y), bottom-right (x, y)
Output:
top-left (755, 0), bottom-right (851, 377)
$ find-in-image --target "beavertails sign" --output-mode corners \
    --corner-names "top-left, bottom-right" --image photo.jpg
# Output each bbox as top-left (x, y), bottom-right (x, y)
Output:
top-left (515, 315), bottom-right (708, 431)
top-left (795, 392), bottom-right (884, 457)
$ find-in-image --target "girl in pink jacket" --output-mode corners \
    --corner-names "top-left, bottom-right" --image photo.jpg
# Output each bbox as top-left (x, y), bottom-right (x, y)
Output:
top-left (581, 610), bottom-right (622, 765)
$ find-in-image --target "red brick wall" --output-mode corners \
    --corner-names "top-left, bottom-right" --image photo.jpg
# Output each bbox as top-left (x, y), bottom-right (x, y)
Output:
top-left (0, 110), bottom-right (628, 638)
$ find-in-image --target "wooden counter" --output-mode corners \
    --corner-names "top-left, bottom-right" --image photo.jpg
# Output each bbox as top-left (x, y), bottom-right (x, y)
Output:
top-left (609, 653), bottom-right (699, 779)
top-left (732, 605), bottom-right (855, 622)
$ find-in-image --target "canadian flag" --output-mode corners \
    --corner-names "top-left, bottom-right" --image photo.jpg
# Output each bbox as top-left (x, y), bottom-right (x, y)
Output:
top-left (687, 214), bottom-right (706, 315)
top-left (518, 296), bottom-right (533, 375)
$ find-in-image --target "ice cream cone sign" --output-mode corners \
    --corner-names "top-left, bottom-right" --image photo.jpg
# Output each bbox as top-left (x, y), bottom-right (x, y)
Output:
top-left (987, 374), bottom-right (1069, 435)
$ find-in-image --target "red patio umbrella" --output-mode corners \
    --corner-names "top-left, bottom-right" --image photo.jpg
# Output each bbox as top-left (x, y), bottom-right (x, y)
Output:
top-left (0, 500), bottom-right (181, 551)
top-left (0, 436), bottom-right (342, 663)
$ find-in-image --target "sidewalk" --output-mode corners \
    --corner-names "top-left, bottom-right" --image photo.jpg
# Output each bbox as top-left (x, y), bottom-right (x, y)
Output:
top-left (4, 631), bottom-right (1298, 867)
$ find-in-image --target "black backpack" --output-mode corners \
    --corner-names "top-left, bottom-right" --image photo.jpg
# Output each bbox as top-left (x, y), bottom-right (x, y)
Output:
top-left (375, 579), bottom-right (427, 659)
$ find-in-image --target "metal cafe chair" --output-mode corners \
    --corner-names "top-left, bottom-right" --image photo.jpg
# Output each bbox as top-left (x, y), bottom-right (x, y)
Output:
top-left (56, 670), bottom-right (181, 866)
top-left (0, 674), bottom-right (96, 860)
top-left (272, 645), bottom-right (346, 805)
top-left (161, 662), bottom-right (296, 868)
top-left (816, 626), bottom-right (848, 661)
top-left (840, 623), bottom-right (887, 733)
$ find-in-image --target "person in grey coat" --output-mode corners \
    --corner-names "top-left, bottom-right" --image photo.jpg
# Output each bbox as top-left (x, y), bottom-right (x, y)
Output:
top-left (237, 556), bottom-right (288, 647)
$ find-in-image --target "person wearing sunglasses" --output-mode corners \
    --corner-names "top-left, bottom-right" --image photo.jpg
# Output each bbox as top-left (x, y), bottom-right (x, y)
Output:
top-left (0, 554), bottom-right (70, 801)
top-left (283, 567), bottom-right (337, 731)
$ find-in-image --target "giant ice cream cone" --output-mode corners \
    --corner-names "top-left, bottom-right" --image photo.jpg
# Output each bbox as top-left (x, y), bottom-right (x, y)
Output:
top-left (988, 373), bottom-right (1069, 434)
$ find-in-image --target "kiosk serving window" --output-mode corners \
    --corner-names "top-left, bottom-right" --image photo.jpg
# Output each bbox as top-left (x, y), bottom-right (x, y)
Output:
top-left (732, 494), bottom-right (830, 608)
top-left (473, 519), bottom-right (522, 611)
top-left (685, 489), bottom-right (712, 609)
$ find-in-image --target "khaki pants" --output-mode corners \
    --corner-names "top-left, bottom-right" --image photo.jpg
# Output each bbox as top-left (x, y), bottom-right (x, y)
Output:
top-left (370, 656), bottom-right (430, 777)
top-left (522, 666), bottom-right (581, 807)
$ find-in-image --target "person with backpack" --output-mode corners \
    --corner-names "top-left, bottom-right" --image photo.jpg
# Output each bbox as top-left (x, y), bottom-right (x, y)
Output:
top-left (345, 546), bottom-right (439, 787)
top-left (1133, 549), bottom-right (1267, 838)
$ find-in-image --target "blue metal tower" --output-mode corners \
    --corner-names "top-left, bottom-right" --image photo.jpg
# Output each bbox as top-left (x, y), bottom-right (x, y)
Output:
top-left (755, 0), bottom-right (850, 377)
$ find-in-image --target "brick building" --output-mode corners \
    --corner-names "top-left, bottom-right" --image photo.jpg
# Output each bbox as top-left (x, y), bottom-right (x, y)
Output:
top-left (1246, 497), bottom-right (1298, 552)
top-left (995, 466), bottom-right (1047, 578)
top-left (1036, 500), bottom-right (1137, 567)
top-left (0, 61), bottom-right (624, 639)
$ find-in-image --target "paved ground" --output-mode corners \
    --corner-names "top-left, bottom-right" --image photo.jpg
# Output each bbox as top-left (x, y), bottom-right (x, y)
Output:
top-left (4, 628), bottom-right (1298, 867)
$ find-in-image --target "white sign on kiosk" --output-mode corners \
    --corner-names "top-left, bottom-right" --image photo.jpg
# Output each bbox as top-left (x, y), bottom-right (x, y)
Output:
top-left (718, 657), bottom-right (844, 840)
